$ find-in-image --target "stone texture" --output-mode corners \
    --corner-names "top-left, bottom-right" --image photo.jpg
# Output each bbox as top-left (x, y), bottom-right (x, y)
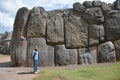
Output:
top-left (27, 7), bottom-right (47, 37)
top-left (73, 2), bottom-right (85, 13)
top-left (83, 7), bottom-right (104, 24)
top-left (92, 1), bottom-right (102, 7)
top-left (54, 45), bottom-right (77, 66)
top-left (113, 0), bottom-right (120, 10)
top-left (101, 2), bottom-right (111, 14)
top-left (78, 47), bottom-right (97, 65)
top-left (10, 7), bottom-right (29, 66)
top-left (104, 10), bottom-right (120, 41)
top-left (64, 10), bottom-right (88, 49)
top-left (83, 1), bottom-right (92, 8)
top-left (46, 11), bottom-right (64, 45)
top-left (98, 41), bottom-right (116, 62)
top-left (27, 38), bottom-right (54, 67)
top-left (113, 40), bottom-right (120, 61)
top-left (89, 24), bottom-right (105, 46)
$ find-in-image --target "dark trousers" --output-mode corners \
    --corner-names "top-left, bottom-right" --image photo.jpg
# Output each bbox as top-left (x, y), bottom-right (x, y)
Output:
top-left (33, 60), bottom-right (38, 72)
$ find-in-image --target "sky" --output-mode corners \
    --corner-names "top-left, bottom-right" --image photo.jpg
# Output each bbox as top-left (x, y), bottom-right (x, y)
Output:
top-left (0, 0), bottom-right (115, 33)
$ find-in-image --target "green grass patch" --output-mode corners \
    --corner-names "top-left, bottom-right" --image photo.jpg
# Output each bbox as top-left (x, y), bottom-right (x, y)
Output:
top-left (0, 54), bottom-right (10, 57)
top-left (33, 62), bottom-right (120, 80)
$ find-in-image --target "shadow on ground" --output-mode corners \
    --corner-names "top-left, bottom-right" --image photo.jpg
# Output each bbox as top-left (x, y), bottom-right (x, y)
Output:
top-left (18, 71), bottom-right (34, 74)
top-left (0, 62), bottom-right (12, 67)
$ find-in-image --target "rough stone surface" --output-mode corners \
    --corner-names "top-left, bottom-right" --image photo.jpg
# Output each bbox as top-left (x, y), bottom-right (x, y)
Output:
top-left (27, 38), bottom-right (54, 67)
top-left (101, 2), bottom-right (111, 14)
top-left (113, 0), bottom-right (120, 10)
top-left (78, 47), bottom-right (97, 65)
top-left (92, 1), bottom-right (102, 7)
top-left (113, 40), bottom-right (120, 61)
top-left (83, 7), bottom-right (104, 24)
top-left (10, 7), bottom-right (29, 66)
top-left (64, 10), bottom-right (88, 49)
top-left (83, 1), bottom-right (92, 8)
top-left (46, 11), bottom-right (64, 45)
top-left (98, 41), bottom-right (116, 62)
top-left (27, 7), bottom-right (47, 37)
top-left (73, 2), bottom-right (85, 13)
top-left (104, 10), bottom-right (120, 41)
top-left (54, 45), bottom-right (77, 66)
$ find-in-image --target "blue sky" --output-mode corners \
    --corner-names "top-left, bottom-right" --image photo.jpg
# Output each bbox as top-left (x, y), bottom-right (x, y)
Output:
top-left (0, 0), bottom-right (115, 33)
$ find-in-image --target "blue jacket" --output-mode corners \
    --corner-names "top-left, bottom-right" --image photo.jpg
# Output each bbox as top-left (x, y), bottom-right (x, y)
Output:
top-left (32, 50), bottom-right (39, 60)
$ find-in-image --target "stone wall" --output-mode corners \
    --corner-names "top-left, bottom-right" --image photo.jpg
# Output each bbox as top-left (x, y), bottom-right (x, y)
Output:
top-left (10, 0), bottom-right (120, 67)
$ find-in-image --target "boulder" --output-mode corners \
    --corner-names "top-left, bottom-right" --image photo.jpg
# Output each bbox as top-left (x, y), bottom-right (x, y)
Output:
top-left (113, 0), bottom-right (120, 10)
top-left (113, 40), bottom-right (120, 61)
top-left (92, 1), bottom-right (102, 7)
top-left (98, 41), bottom-right (116, 62)
top-left (83, 7), bottom-right (104, 24)
top-left (64, 10), bottom-right (88, 49)
top-left (101, 2), bottom-right (111, 14)
top-left (54, 45), bottom-right (77, 66)
top-left (104, 10), bottom-right (120, 41)
top-left (78, 47), bottom-right (97, 65)
top-left (27, 38), bottom-right (54, 67)
top-left (46, 11), bottom-right (64, 45)
top-left (83, 1), bottom-right (92, 8)
top-left (27, 7), bottom-right (47, 38)
top-left (73, 2), bottom-right (85, 13)
top-left (10, 7), bottom-right (29, 66)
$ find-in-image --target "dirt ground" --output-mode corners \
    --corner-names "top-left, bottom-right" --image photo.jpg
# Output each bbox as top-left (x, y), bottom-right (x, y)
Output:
top-left (0, 55), bottom-right (36, 80)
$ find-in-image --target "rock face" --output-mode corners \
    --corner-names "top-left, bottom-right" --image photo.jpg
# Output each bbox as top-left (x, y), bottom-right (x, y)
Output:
top-left (10, 0), bottom-right (120, 67)
top-left (54, 45), bottom-right (77, 66)
top-left (27, 7), bottom-right (47, 38)
top-left (46, 11), bottom-right (64, 45)
top-left (98, 41), bottom-right (116, 62)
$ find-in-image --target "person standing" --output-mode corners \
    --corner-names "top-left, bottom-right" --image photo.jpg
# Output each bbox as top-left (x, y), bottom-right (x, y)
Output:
top-left (32, 46), bottom-right (39, 74)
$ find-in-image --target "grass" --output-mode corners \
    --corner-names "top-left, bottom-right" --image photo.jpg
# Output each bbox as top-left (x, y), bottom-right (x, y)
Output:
top-left (0, 54), bottom-right (10, 57)
top-left (33, 62), bottom-right (120, 80)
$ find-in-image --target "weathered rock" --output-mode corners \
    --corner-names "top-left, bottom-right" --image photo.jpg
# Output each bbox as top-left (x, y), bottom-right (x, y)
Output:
top-left (46, 11), bottom-right (64, 45)
top-left (73, 2), bottom-right (85, 13)
top-left (89, 24), bottom-right (105, 46)
top-left (98, 41), bottom-right (116, 62)
top-left (78, 47), bottom-right (97, 65)
top-left (113, 0), bottom-right (120, 10)
top-left (104, 10), bottom-right (120, 41)
top-left (0, 42), bottom-right (10, 54)
top-left (64, 10), bottom-right (88, 49)
top-left (83, 1), bottom-right (92, 8)
top-left (54, 45), bottom-right (77, 66)
top-left (92, 1), bottom-right (102, 7)
top-left (113, 40), bottom-right (120, 61)
top-left (101, 2), bottom-right (111, 14)
top-left (27, 7), bottom-right (47, 38)
top-left (27, 38), bottom-right (54, 67)
top-left (10, 7), bottom-right (29, 66)
top-left (83, 7), bottom-right (104, 24)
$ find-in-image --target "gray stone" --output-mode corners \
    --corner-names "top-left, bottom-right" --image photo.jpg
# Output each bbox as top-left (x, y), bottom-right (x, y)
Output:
top-left (78, 47), bottom-right (97, 65)
top-left (10, 7), bottom-right (29, 66)
top-left (113, 0), bottom-right (120, 10)
top-left (113, 40), bottom-right (120, 61)
top-left (27, 7), bottom-right (47, 38)
top-left (54, 45), bottom-right (77, 66)
top-left (83, 7), bottom-right (104, 24)
top-left (89, 24), bottom-right (105, 46)
top-left (73, 2), bottom-right (85, 13)
top-left (104, 10), bottom-right (120, 41)
top-left (98, 41), bottom-right (116, 62)
top-left (92, 1), bottom-right (102, 7)
top-left (101, 2), bottom-right (111, 13)
top-left (83, 1), bottom-right (92, 8)
top-left (27, 38), bottom-right (54, 67)
top-left (46, 12), bottom-right (64, 45)
top-left (64, 10), bottom-right (88, 49)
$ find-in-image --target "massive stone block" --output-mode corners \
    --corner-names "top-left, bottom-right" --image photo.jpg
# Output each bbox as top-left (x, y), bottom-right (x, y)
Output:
top-left (104, 10), bottom-right (120, 41)
top-left (27, 38), bottom-right (54, 67)
top-left (78, 47), bottom-right (97, 65)
top-left (54, 45), bottom-right (77, 66)
top-left (27, 7), bottom-right (47, 37)
top-left (89, 24), bottom-right (105, 46)
top-left (64, 10), bottom-right (88, 49)
top-left (46, 11), bottom-right (64, 45)
top-left (73, 2), bottom-right (85, 13)
top-left (113, 0), bottom-right (120, 9)
top-left (113, 40), bottom-right (120, 61)
top-left (10, 7), bottom-right (29, 66)
top-left (98, 41), bottom-right (116, 62)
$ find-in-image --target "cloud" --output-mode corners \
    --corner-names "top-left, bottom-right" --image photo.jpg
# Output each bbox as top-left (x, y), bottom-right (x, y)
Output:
top-left (0, 0), bottom-right (115, 33)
